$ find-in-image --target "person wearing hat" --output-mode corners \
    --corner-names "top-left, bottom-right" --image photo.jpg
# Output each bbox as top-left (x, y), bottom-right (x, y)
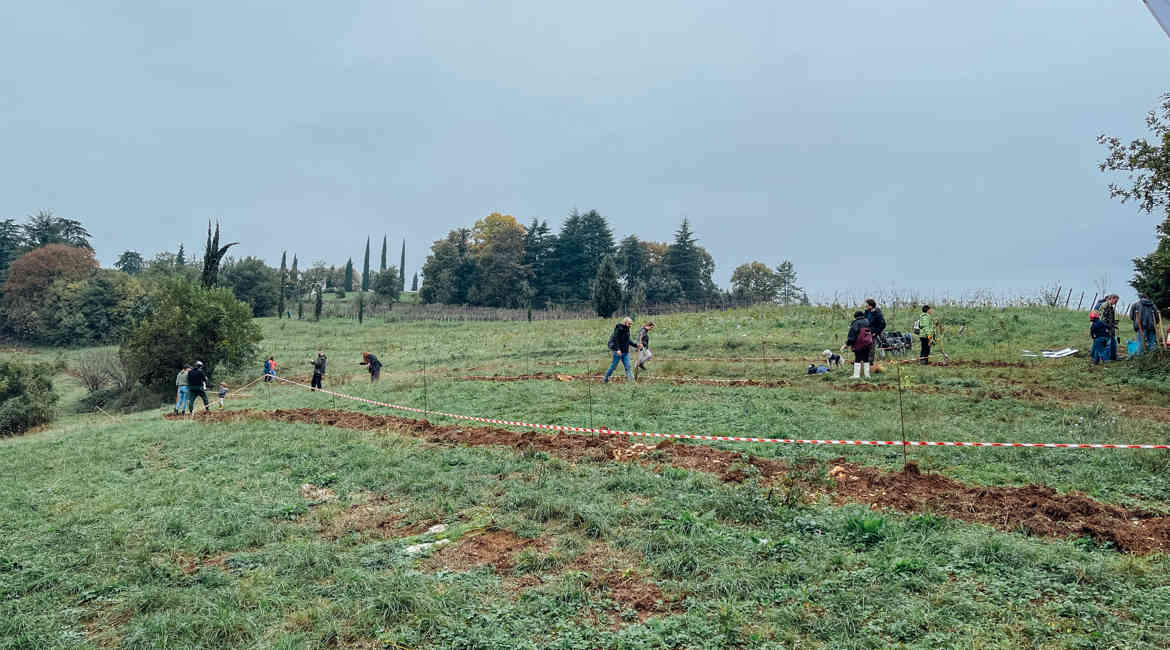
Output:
top-left (1090, 311), bottom-right (1110, 365)
top-left (603, 317), bottom-right (635, 383)
top-left (186, 361), bottom-right (210, 412)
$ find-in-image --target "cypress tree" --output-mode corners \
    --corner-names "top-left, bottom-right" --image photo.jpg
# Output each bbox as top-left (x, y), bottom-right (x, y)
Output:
top-left (380, 235), bottom-right (388, 273)
top-left (314, 284), bottom-right (323, 321)
top-left (291, 255), bottom-right (302, 319)
top-left (400, 240), bottom-right (406, 292)
top-left (278, 251), bottom-right (287, 318)
top-left (411, 272), bottom-right (418, 292)
top-left (361, 238), bottom-right (370, 292)
top-left (344, 259), bottom-right (354, 292)
top-left (176, 243), bottom-right (186, 267)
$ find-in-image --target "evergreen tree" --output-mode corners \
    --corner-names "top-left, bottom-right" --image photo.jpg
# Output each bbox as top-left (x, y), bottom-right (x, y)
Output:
top-left (615, 235), bottom-right (648, 289)
top-left (361, 238), bottom-right (370, 292)
top-left (400, 240), bottom-right (406, 292)
top-left (380, 235), bottom-right (388, 273)
top-left (522, 219), bottom-right (557, 308)
top-left (419, 229), bottom-right (474, 304)
top-left (344, 259), bottom-right (354, 292)
top-left (774, 261), bottom-right (803, 305)
top-left (200, 221), bottom-right (238, 288)
top-left (411, 272), bottom-right (418, 292)
top-left (291, 255), bottom-right (302, 319)
top-left (550, 209), bottom-right (614, 303)
top-left (663, 218), bottom-right (703, 303)
top-left (176, 244), bottom-right (186, 267)
top-left (114, 251), bottom-right (145, 276)
top-left (592, 255), bottom-right (622, 318)
top-left (314, 284), bottom-right (323, 321)
top-left (278, 251), bottom-right (287, 318)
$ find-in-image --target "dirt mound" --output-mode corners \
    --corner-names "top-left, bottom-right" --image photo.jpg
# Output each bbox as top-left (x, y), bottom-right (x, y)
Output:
top-left (181, 408), bottom-right (1170, 553)
top-left (423, 529), bottom-right (544, 572)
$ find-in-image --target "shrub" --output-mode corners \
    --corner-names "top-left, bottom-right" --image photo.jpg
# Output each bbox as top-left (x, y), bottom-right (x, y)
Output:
top-left (121, 279), bottom-right (262, 390)
top-left (0, 361), bottom-right (59, 435)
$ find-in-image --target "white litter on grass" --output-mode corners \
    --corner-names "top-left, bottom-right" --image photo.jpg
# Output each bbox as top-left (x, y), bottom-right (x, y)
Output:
top-left (425, 524), bottom-right (448, 535)
top-left (1021, 348), bottom-right (1079, 358)
top-left (403, 539), bottom-right (450, 555)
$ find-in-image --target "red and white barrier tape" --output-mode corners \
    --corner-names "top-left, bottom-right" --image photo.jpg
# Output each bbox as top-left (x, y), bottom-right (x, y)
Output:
top-left (274, 377), bottom-right (1170, 450)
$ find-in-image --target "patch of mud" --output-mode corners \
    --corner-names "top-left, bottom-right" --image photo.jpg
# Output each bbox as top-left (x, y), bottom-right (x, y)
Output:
top-left (829, 461), bottom-right (1170, 554)
top-left (184, 408), bottom-right (1170, 553)
top-left (422, 529), bottom-right (544, 572)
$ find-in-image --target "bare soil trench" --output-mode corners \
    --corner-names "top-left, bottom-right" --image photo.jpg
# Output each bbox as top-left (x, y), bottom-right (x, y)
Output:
top-left (453, 372), bottom-right (1170, 423)
top-left (171, 408), bottom-right (1170, 554)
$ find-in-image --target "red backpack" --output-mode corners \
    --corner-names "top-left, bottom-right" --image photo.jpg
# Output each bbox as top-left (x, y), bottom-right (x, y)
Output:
top-left (853, 326), bottom-right (873, 351)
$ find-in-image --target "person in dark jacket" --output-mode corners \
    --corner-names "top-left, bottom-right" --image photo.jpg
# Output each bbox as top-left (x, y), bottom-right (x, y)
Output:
top-left (186, 361), bottom-right (210, 413)
top-left (1100, 294), bottom-right (1119, 360)
top-left (1129, 295), bottom-right (1162, 355)
top-left (842, 310), bottom-right (873, 379)
top-left (1090, 312), bottom-right (1110, 365)
top-left (360, 352), bottom-right (382, 382)
top-left (310, 351), bottom-right (326, 390)
top-left (603, 317), bottom-right (635, 383)
top-left (635, 321), bottom-right (654, 371)
top-left (864, 298), bottom-right (886, 363)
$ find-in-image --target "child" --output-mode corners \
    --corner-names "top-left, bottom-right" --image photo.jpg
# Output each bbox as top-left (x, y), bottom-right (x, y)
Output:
top-left (217, 383), bottom-right (229, 409)
top-left (1090, 312), bottom-right (1110, 365)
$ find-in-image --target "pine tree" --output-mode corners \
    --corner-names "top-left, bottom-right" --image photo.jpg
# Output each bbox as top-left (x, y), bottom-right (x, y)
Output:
top-left (361, 238), bottom-right (370, 292)
top-left (278, 251), bottom-right (287, 318)
top-left (380, 235), bottom-right (388, 273)
top-left (592, 255), bottom-right (622, 318)
top-left (774, 261), bottom-right (803, 305)
top-left (664, 218), bottom-right (702, 303)
top-left (176, 243), bottom-right (186, 267)
top-left (400, 240), bottom-right (406, 292)
top-left (344, 259), bottom-right (354, 292)
top-left (411, 272), bottom-right (418, 292)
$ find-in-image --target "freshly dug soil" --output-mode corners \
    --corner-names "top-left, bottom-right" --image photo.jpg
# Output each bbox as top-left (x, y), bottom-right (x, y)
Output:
top-left (171, 409), bottom-right (1170, 554)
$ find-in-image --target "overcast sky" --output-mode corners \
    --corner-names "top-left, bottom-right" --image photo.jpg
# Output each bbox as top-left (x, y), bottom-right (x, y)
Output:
top-left (2, 1), bottom-right (1168, 303)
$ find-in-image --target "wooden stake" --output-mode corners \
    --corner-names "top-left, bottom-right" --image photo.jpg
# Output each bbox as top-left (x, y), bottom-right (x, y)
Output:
top-left (897, 362), bottom-right (907, 466)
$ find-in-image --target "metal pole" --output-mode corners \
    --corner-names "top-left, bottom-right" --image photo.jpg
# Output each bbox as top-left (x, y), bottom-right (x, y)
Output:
top-left (897, 362), bottom-right (907, 466)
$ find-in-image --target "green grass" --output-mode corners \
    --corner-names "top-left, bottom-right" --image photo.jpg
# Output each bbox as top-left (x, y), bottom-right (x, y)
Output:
top-left (4, 304), bottom-right (1170, 648)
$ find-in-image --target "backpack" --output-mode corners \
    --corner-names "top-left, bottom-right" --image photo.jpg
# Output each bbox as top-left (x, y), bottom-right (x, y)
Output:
top-left (853, 326), bottom-right (873, 351)
top-left (912, 318), bottom-right (921, 335)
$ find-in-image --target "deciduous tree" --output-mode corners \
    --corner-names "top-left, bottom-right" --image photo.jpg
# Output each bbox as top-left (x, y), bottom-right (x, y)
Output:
top-left (114, 251), bottom-right (145, 276)
top-left (730, 261), bottom-right (778, 304)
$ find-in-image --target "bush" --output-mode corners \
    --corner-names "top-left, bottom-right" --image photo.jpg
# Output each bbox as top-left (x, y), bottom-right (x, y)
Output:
top-left (75, 348), bottom-right (136, 394)
top-left (0, 361), bottom-right (59, 435)
top-left (121, 279), bottom-right (262, 390)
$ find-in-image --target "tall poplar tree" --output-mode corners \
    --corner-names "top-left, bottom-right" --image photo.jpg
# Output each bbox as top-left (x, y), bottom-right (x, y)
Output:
top-left (380, 235), bottom-right (388, 273)
top-left (361, 238), bottom-right (370, 292)
top-left (400, 240), bottom-right (406, 292)
top-left (278, 251), bottom-right (287, 318)
top-left (291, 255), bottom-right (302, 319)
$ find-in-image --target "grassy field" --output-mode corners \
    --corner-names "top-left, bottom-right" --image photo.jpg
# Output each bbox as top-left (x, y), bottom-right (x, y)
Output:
top-left (4, 304), bottom-right (1170, 648)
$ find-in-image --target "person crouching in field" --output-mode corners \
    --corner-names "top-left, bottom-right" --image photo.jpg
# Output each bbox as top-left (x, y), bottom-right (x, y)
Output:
top-left (360, 352), bottom-right (382, 382)
top-left (843, 310), bottom-right (874, 379)
top-left (174, 364), bottom-right (191, 415)
top-left (310, 351), bottom-right (326, 390)
top-left (1090, 312), bottom-right (1111, 365)
top-left (635, 321), bottom-right (654, 371)
top-left (603, 317), bottom-right (635, 383)
top-left (263, 356), bottom-right (278, 382)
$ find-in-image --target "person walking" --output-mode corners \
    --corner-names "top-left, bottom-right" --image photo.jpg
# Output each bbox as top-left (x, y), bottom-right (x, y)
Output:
top-left (1090, 312), bottom-right (1111, 365)
top-left (603, 317), bottom-right (635, 383)
top-left (310, 351), bottom-right (327, 390)
top-left (173, 364), bottom-right (190, 415)
top-left (917, 305), bottom-right (936, 365)
top-left (1129, 295), bottom-right (1162, 355)
top-left (186, 361), bottom-right (210, 413)
top-left (843, 310), bottom-right (874, 379)
top-left (360, 352), bottom-right (382, 382)
top-left (1100, 294), bottom-right (1120, 361)
top-left (635, 321), bottom-right (654, 371)
top-left (864, 298), bottom-right (886, 362)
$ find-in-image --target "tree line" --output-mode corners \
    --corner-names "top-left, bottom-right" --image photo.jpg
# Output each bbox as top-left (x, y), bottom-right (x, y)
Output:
top-left (419, 209), bottom-right (804, 316)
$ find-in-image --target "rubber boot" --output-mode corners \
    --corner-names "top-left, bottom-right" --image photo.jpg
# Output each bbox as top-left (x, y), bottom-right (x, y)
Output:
top-left (852, 363), bottom-right (861, 379)
top-left (863, 362), bottom-right (871, 378)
